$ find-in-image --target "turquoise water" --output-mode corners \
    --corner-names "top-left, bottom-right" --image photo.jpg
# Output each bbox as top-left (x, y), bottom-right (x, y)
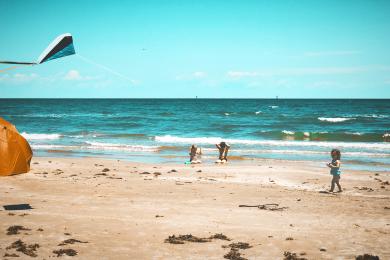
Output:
top-left (1, 99), bottom-right (389, 170)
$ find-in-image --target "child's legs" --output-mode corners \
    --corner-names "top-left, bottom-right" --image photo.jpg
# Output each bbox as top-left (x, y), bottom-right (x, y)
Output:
top-left (335, 175), bottom-right (341, 190)
top-left (330, 175), bottom-right (336, 191)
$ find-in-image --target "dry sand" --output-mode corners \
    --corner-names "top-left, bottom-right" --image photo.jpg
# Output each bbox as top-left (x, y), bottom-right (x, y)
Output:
top-left (0, 157), bottom-right (389, 259)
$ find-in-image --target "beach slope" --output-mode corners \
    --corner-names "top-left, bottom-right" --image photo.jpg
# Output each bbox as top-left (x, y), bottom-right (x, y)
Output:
top-left (0, 157), bottom-right (389, 259)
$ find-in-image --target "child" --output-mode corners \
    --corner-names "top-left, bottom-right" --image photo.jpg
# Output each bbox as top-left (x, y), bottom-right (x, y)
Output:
top-left (215, 142), bottom-right (230, 164)
top-left (189, 144), bottom-right (202, 164)
top-left (327, 149), bottom-right (342, 192)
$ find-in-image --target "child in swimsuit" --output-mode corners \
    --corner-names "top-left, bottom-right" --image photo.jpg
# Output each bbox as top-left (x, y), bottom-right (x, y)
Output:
top-left (189, 144), bottom-right (202, 164)
top-left (327, 149), bottom-right (342, 192)
top-left (216, 142), bottom-right (230, 163)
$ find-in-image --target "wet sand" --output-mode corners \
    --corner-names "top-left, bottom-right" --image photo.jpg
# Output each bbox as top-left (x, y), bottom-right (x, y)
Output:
top-left (0, 157), bottom-right (389, 259)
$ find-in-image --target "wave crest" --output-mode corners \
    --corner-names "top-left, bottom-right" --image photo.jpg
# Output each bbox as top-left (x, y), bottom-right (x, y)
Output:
top-left (318, 117), bottom-right (355, 123)
top-left (21, 132), bottom-right (61, 140)
top-left (85, 141), bottom-right (158, 152)
top-left (154, 135), bottom-right (390, 149)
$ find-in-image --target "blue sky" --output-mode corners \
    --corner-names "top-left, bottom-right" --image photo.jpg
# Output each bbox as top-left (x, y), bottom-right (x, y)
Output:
top-left (1, 0), bottom-right (389, 98)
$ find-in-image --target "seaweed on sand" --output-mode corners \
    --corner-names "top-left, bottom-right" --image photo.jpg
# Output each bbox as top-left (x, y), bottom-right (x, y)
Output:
top-left (6, 225), bottom-right (31, 235)
top-left (165, 233), bottom-right (232, 244)
top-left (58, 239), bottom-right (88, 246)
top-left (6, 240), bottom-right (39, 257)
top-left (355, 254), bottom-right (380, 260)
top-left (239, 203), bottom-right (288, 211)
top-left (4, 253), bottom-right (19, 257)
top-left (53, 248), bottom-right (78, 257)
top-left (223, 242), bottom-right (252, 250)
top-left (222, 242), bottom-right (252, 260)
top-left (165, 234), bottom-right (210, 244)
top-left (209, 233), bottom-right (231, 241)
top-left (283, 251), bottom-right (307, 260)
top-left (224, 248), bottom-right (247, 260)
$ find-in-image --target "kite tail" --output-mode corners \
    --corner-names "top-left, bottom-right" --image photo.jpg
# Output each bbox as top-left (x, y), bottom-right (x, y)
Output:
top-left (0, 65), bottom-right (29, 73)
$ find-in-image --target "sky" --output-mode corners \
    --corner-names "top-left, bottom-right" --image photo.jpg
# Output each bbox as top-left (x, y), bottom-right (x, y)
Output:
top-left (1, 0), bottom-right (390, 98)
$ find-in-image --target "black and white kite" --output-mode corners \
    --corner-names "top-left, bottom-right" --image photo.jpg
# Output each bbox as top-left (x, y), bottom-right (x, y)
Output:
top-left (0, 33), bottom-right (75, 68)
top-left (1, 33), bottom-right (134, 84)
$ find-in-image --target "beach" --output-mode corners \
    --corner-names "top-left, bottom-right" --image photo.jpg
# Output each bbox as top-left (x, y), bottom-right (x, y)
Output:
top-left (1, 157), bottom-right (389, 259)
top-left (2, 0), bottom-right (390, 258)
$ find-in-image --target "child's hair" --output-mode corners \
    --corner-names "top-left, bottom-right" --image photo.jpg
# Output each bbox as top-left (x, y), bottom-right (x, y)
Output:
top-left (331, 149), bottom-right (341, 160)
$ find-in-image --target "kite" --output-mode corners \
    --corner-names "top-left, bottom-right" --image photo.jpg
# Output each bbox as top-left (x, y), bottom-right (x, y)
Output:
top-left (0, 33), bottom-right (75, 72)
top-left (0, 33), bottom-right (135, 84)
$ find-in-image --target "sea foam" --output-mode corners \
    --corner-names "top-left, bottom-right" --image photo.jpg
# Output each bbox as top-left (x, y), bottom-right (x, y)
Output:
top-left (318, 117), bottom-right (355, 122)
top-left (21, 132), bottom-right (61, 140)
top-left (154, 135), bottom-right (390, 150)
top-left (85, 141), bottom-right (158, 152)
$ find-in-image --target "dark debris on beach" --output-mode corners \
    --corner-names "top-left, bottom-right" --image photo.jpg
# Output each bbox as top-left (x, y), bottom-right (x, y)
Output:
top-left (224, 248), bottom-right (248, 260)
top-left (165, 233), bottom-right (232, 244)
top-left (6, 240), bottom-right (40, 257)
top-left (239, 203), bottom-right (288, 211)
top-left (222, 242), bottom-right (252, 260)
top-left (283, 251), bottom-right (307, 260)
top-left (6, 225), bottom-right (31, 235)
top-left (53, 248), bottom-right (78, 257)
top-left (165, 234), bottom-right (210, 244)
top-left (58, 238), bottom-right (88, 246)
top-left (356, 254), bottom-right (380, 260)
top-left (209, 233), bottom-right (231, 241)
top-left (222, 242), bottom-right (252, 250)
top-left (165, 233), bottom-right (251, 260)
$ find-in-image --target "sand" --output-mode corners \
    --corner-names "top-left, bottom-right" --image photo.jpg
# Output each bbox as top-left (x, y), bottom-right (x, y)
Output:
top-left (0, 157), bottom-right (389, 259)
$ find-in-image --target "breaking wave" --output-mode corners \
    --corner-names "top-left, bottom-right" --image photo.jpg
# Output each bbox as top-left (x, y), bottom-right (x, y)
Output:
top-left (154, 135), bottom-right (390, 150)
top-left (84, 141), bottom-right (158, 152)
top-left (21, 132), bottom-right (61, 140)
top-left (318, 117), bottom-right (355, 123)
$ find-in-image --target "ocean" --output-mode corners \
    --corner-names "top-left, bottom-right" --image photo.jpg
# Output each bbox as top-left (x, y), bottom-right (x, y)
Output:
top-left (1, 99), bottom-right (389, 171)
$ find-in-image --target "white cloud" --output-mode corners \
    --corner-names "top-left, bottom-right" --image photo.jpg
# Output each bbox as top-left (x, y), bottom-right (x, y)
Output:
top-left (0, 70), bottom-right (100, 85)
top-left (304, 50), bottom-right (361, 57)
top-left (0, 73), bottom-right (38, 83)
top-left (176, 71), bottom-right (207, 80)
top-left (62, 69), bottom-right (103, 82)
top-left (227, 71), bottom-right (258, 78)
top-left (63, 70), bottom-right (83, 80)
top-left (226, 66), bottom-right (388, 79)
top-left (193, 71), bottom-right (207, 78)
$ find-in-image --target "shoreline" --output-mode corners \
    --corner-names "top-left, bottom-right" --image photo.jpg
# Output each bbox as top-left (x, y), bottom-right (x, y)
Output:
top-left (1, 156), bottom-right (389, 259)
top-left (32, 151), bottom-right (390, 172)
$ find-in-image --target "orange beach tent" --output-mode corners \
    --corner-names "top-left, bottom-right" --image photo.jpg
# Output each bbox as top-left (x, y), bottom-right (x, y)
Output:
top-left (0, 117), bottom-right (33, 176)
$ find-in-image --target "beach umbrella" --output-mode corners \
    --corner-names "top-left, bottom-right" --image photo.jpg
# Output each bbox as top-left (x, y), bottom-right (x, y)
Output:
top-left (0, 117), bottom-right (33, 176)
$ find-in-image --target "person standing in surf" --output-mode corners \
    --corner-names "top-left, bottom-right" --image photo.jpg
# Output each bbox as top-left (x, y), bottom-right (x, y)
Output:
top-left (327, 149), bottom-right (342, 192)
top-left (216, 142), bottom-right (230, 163)
top-left (189, 144), bottom-right (202, 164)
